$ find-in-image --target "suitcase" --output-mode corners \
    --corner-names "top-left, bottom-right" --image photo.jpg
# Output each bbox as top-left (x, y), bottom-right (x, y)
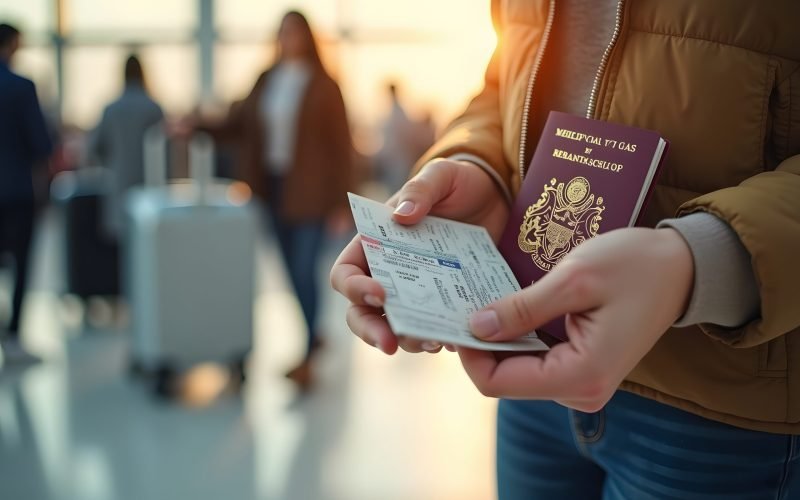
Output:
top-left (50, 168), bottom-right (120, 298)
top-left (125, 133), bottom-right (257, 393)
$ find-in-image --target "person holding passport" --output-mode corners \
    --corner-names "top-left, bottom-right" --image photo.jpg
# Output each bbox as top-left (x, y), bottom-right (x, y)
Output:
top-left (332, 1), bottom-right (800, 498)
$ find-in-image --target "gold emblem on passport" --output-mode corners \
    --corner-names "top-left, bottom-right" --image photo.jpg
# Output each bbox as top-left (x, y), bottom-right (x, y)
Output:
top-left (518, 176), bottom-right (605, 271)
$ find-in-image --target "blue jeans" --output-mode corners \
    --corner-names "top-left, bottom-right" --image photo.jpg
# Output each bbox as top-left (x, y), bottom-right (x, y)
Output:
top-left (267, 175), bottom-right (326, 358)
top-left (497, 391), bottom-right (800, 499)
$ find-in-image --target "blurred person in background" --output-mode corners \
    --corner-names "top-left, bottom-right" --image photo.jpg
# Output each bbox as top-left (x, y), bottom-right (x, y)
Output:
top-left (374, 83), bottom-right (436, 196)
top-left (201, 11), bottom-right (353, 390)
top-left (410, 111), bottom-right (436, 162)
top-left (374, 82), bottom-right (414, 195)
top-left (0, 23), bottom-right (53, 363)
top-left (88, 54), bottom-right (164, 240)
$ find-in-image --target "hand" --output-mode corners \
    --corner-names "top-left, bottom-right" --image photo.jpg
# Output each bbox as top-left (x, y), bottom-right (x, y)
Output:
top-left (457, 227), bottom-right (694, 412)
top-left (330, 158), bottom-right (510, 354)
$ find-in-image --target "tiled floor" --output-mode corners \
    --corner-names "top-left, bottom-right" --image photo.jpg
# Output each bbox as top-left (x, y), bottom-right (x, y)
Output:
top-left (0, 209), bottom-right (497, 500)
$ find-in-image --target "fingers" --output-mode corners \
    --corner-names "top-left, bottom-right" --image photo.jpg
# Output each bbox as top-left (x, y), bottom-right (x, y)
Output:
top-left (391, 159), bottom-right (457, 225)
top-left (469, 260), bottom-right (602, 342)
top-left (423, 343), bottom-right (444, 354)
top-left (334, 237), bottom-right (395, 354)
top-left (346, 305), bottom-right (398, 355)
top-left (343, 307), bottom-right (444, 355)
top-left (457, 343), bottom-right (611, 409)
top-left (332, 223), bottom-right (445, 356)
top-left (397, 337), bottom-right (443, 354)
top-left (330, 235), bottom-right (386, 305)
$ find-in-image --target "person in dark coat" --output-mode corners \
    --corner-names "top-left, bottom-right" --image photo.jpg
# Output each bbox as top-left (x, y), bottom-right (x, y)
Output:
top-left (0, 23), bottom-right (53, 364)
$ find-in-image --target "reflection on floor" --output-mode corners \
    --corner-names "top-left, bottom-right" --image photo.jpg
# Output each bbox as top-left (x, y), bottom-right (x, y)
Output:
top-left (0, 209), bottom-right (496, 500)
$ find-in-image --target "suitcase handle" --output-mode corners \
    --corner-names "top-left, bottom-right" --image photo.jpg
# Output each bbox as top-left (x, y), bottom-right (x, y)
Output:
top-left (188, 133), bottom-right (214, 205)
top-left (143, 124), bottom-right (168, 188)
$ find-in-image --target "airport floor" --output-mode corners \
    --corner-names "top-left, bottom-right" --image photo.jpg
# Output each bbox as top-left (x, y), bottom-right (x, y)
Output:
top-left (0, 208), bottom-right (497, 500)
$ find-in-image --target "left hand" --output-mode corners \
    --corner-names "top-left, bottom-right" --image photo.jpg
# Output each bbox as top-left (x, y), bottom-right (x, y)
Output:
top-left (457, 227), bottom-right (694, 412)
top-left (330, 159), bottom-right (510, 354)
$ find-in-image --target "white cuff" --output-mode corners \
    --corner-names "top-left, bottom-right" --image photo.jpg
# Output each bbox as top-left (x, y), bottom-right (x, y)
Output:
top-left (657, 212), bottom-right (760, 328)
top-left (446, 153), bottom-right (513, 204)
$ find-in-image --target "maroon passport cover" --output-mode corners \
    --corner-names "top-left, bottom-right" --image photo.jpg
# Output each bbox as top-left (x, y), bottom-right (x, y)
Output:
top-left (498, 111), bottom-right (669, 341)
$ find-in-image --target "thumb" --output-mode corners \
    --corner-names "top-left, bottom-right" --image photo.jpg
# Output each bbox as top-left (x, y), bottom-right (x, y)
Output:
top-left (391, 159), bottom-right (457, 225)
top-left (469, 261), bottom-right (600, 341)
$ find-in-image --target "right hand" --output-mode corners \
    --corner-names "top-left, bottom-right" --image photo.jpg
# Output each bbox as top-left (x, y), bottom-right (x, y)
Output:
top-left (330, 158), bottom-right (510, 354)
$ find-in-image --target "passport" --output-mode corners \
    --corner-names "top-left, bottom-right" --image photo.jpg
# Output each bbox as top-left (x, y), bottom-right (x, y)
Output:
top-left (498, 111), bottom-right (669, 341)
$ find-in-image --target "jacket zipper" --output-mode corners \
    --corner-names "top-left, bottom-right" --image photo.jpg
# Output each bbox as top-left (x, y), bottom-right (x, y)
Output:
top-left (518, 0), bottom-right (556, 180)
top-left (586, 0), bottom-right (626, 119)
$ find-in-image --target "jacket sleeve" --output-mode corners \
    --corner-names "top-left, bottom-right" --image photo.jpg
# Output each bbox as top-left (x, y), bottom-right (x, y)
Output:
top-left (201, 100), bottom-right (245, 143)
top-left (87, 108), bottom-right (110, 166)
top-left (201, 73), bottom-right (264, 142)
top-left (325, 79), bottom-right (354, 211)
top-left (412, 0), bottom-right (511, 188)
top-left (21, 80), bottom-right (53, 161)
top-left (678, 153), bottom-right (800, 348)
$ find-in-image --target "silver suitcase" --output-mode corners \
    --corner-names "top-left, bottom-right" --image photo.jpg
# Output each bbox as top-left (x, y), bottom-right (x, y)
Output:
top-left (126, 133), bottom-right (257, 391)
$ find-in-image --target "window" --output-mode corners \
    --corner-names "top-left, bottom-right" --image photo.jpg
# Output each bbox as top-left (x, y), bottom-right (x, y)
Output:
top-left (65, 0), bottom-right (196, 35)
top-left (216, 0), bottom-right (337, 38)
top-left (2, 0), bottom-right (496, 133)
top-left (0, 0), bottom-right (52, 36)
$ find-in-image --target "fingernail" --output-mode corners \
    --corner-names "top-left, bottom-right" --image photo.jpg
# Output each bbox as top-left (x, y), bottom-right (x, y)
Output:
top-left (421, 341), bottom-right (441, 352)
top-left (393, 200), bottom-right (415, 216)
top-left (470, 310), bottom-right (500, 339)
top-left (364, 294), bottom-right (383, 307)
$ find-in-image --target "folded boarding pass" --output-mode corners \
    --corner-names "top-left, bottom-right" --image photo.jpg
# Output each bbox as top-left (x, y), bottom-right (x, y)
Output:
top-left (348, 193), bottom-right (548, 351)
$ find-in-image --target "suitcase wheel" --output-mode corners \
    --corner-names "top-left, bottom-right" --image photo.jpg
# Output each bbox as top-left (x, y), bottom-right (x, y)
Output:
top-left (229, 354), bottom-right (248, 392)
